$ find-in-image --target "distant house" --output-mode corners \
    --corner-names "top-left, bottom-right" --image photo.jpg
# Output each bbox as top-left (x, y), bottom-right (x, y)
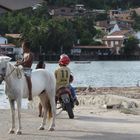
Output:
top-left (0, 7), bottom-right (7, 14)
top-left (48, 4), bottom-right (95, 20)
top-left (5, 33), bottom-right (21, 39)
top-left (109, 24), bottom-right (120, 34)
top-left (102, 30), bottom-right (132, 54)
top-left (75, 4), bottom-right (85, 12)
top-left (0, 44), bottom-right (16, 55)
top-left (130, 7), bottom-right (140, 16)
top-left (49, 6), bottom-right (75, 19)
top-left (0, 43), bottom-right (22, 59)
top-left (135, 32), bottom-right (140, 40)
top-left (109, 9), bottom-right (121, 19)
top-left (92, 9), bottom-right (106, 14)
top-left (108, 19), bottom-right (133, 32)
top-left (107, 9), bottom-right (134, 32)
top-left (95, 15), bottom-right (133, 35)
top-left (0, 0), bottom-right (44, 11)
top-left (109, 9), bottom-right (131, 20)
top-left (135, 31), bottom-right (140, 47)
top-left (0, 35), bottom-right (22, 59)
top-left (95, 20), bottom-right (109, 33)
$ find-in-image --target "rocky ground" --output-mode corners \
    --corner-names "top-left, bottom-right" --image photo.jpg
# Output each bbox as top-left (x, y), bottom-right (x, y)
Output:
top-left (30, 86), bottom-right (140, 115)
top-left (76, 86), bottom-right (140, 115)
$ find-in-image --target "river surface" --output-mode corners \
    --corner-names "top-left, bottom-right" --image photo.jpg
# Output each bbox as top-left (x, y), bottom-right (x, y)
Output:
top-left (45, 61), bottom-right (140, 87)
top-left (1, 61), bottom-right (140, 109)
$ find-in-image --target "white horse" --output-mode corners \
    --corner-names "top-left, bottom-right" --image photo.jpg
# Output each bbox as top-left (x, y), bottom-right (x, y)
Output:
top-left (0, 56), bottom-right (56, 134)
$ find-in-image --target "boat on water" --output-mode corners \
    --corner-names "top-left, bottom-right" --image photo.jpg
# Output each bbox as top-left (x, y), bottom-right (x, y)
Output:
top-left (74, 61), bottom-right (91, 64)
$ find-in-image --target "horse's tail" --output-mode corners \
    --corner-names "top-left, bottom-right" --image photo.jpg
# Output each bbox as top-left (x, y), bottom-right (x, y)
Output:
top-left (39, 92), bottom-right (52, 120)
top-left (47, 100), bottom-right (52, 120)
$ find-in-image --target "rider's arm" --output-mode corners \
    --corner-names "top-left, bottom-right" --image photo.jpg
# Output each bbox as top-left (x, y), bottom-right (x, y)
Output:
top-left (15, 58), bottom-right (24, 66)
top-left (16, 53), bottom-right (33, 67)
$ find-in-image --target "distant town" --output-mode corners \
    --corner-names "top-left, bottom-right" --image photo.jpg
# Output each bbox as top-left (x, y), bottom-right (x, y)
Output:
top-left (1, 1), bottom-right (140, 61)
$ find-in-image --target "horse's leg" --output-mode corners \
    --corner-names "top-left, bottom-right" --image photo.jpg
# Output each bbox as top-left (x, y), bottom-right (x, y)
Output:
top-left (38, 94), bottom-right (47, 130)
top-left (48, 93), bottom-right (56, 131)
top-left (16, 98), bottom-right (22, 135)
top-left (8, 99), bottom-right (15, 134)
top-left (39, 106), bottom-right (47, 130)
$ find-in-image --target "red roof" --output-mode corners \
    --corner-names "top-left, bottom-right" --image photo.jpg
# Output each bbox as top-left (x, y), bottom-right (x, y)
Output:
top-left (109, 30), bottom-right (130, 36)
top-left (0, 0), bottom-right (43, 11)
top-left (0, 44), bottom-right (16, 47)
top-left (5, 34), bottom-right (21, 38)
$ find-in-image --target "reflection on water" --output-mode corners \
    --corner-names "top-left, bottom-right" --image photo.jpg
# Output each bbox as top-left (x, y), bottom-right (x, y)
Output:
top-left (1, 61), bottom-right (140, 109)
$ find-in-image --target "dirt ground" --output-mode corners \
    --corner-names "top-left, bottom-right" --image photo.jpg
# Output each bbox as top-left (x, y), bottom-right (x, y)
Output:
top-left (0, 105), bottom-right (140, 140)
top-left (0, 87), bottom-right (140, 140)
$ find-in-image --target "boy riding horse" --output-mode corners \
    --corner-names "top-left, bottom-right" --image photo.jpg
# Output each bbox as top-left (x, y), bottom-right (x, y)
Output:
top-left (15, 40), bottom-right (33, 101)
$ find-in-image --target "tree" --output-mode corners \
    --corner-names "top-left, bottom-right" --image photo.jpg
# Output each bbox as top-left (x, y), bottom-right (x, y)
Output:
top-left (73, 16), bottom-right (97, 45)
top-left (131, 12), bottom-right (140, 31)
top-left (123, 36), bottom-right (139, 55)
top-left (45, 19), bottom-right (76, 54)
top-left (80, 30), bottom-right (93, 45)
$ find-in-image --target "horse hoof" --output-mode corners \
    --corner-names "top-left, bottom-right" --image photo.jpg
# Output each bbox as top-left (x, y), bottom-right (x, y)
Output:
top-left (39, 127), bottom-right (45, 130)
top-left (9, 130), bottom-right (15, 134)
top-left (48, 128), bottom-right (55, 131)
top-left (16, 131), bottom-right (22, 135)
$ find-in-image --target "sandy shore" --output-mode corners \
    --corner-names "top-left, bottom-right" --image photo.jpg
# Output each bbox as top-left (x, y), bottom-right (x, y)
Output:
top-left (0, 87), bottom-right (140, 140)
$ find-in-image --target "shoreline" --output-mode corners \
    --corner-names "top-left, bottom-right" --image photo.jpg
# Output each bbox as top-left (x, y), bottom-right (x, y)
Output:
top-left (76, 86), bottom-right (140, 98)
top-left (2, 88), bottom-right (140, 114)
top-left (0, 86), bottom-right (140, 109)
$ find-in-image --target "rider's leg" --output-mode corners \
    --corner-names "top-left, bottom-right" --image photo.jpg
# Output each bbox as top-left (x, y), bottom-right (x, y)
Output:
top-left (25, 76), bottom-right (32, 101)
top-left (69, 85), bottom-right (79, 106)
top-left (69, 85), bottom-right (76, 98)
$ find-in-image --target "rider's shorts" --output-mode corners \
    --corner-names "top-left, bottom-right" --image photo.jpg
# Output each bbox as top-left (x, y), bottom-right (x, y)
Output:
top-left (23, 67), bottom-right (32, 77)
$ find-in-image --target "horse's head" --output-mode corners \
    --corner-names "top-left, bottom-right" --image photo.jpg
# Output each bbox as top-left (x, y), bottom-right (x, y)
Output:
top-left (0, 56), bottom-right (12, 84)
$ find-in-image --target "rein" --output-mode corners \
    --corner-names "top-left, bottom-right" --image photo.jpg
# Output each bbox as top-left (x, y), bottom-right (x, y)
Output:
top-left (5, 67), bottom-right (22, 80)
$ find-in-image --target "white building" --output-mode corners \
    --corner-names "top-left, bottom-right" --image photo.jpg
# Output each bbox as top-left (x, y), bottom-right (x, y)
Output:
top-left (0, 36), bottom-right (8, 44)
top-left (135, 31), bottom-right (140, 47)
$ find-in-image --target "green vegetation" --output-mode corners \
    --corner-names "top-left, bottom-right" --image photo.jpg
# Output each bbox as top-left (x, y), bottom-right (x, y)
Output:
top-left (131, 11), bottom-right (140, 31)
top-left (47, 0), bottom-right (140, 9)
top-left (0, 2), bottom-right (98, 54)
top-left (123, 36), bottom-right (139, 55)
top-left (0, 1), bottom-right (140, 55)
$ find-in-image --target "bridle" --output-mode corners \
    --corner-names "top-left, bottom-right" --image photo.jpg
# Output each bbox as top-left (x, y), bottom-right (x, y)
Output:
top-left (4, 67), bottom-right (16, 79)
top-left (0, 66), bottom-right (22, 82)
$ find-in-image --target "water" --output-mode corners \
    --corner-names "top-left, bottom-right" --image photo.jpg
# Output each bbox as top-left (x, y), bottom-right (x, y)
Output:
top-left (1, 61), bottom-right (140, 109)
top-left (45, 61), bottom-right (140, 87)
